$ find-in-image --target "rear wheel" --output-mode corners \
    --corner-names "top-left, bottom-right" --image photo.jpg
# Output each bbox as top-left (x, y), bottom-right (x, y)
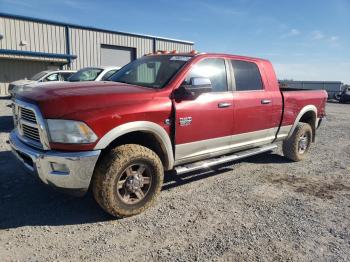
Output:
top-left (92, 144), bottom-right (164, 218)
top-left (282, 123), bottom-right (312, 162)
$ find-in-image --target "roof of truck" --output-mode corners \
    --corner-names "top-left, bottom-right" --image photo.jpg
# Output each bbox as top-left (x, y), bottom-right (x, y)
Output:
top-left (145, 51), bottom-right (270, 62)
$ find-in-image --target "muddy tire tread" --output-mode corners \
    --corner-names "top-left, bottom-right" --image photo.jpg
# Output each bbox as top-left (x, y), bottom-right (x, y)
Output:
top-left (92, 144), bottom-right (163, 218)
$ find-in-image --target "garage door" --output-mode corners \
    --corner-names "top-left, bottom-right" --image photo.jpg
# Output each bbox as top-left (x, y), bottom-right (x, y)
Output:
top-left (100, 45), bottom-right (136, 68)
top-left (0, 59), bottom-right (59, 96)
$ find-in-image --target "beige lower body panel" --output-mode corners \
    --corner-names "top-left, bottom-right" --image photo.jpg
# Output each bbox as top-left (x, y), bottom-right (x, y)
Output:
top-left (175, 125), bottom-right (292, 166)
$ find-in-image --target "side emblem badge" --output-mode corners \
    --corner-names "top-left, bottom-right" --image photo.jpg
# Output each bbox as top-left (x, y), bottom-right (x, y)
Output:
top-left (179, 117), bottom-right (192, 126)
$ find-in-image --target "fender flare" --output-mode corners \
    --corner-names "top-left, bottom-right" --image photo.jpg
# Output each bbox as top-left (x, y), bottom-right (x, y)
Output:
top-left (287, 105), bottom-right (317, 138)
top-left (94, 121), bottom-right (174, 170)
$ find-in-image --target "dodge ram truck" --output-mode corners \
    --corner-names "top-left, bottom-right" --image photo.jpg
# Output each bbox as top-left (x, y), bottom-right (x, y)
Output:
top-left (9, 52), bottom-right (327, 218)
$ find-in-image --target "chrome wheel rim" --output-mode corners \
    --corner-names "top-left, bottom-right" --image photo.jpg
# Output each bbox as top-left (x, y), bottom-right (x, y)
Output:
top-left (116, 163), bottom-right (152, 204)
top-left (298, 134), bottom-right (309, 154)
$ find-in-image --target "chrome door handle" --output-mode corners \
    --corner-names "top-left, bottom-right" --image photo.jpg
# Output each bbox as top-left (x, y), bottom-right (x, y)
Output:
top-left (261, 99), bottom-right (272, 104)
top-left (218, 102), bottom-right (232, 108)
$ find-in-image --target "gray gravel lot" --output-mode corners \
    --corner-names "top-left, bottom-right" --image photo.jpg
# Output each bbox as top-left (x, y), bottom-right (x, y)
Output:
top-left (0, 98), bottom-right (349, 261)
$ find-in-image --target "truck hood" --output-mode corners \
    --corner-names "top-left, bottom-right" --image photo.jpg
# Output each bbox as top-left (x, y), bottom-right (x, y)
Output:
top-left (16, 81), bottom-right (157, 118)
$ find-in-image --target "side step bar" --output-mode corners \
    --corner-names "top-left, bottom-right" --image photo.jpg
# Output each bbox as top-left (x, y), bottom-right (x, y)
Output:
top-left (175, 144), bottom-right (277, 175)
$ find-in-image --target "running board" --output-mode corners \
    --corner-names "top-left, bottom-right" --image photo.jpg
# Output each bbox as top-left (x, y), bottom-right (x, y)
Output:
top-left (174, 144), bottom-right (277, 175)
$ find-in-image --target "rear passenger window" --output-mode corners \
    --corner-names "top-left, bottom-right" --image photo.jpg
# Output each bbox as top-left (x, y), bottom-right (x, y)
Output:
top-left (185, 58), bottom-right (228, 92)
top-left (231, 60), bottom-right (263, 91)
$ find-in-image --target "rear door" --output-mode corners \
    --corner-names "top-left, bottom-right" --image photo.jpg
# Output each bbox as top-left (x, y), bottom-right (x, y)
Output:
top-left (230, 60), bottom-right (276, 147)
top-left (174, 58), bottom-right (234, 163)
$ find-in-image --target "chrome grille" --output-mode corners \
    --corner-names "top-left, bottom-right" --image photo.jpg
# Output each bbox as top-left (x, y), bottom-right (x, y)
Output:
top-left (12, 100), bottom-right (50, 150)
top-left (20, 107), bottom-right (37, 123)
top-left (22, 123), bottom-right (40, 142)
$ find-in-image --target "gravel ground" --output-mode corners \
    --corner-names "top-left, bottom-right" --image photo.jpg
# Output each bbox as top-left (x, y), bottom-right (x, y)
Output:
top-left (0, 98), bottom-right (349, 261)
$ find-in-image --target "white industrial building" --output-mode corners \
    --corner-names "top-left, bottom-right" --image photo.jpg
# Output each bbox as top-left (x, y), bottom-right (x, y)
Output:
top-left (0, 13), bottom-right (194, 96)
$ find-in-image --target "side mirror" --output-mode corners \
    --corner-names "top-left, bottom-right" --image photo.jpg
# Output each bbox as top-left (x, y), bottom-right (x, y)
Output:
top-left (174, 77), bottom-right (212, 100)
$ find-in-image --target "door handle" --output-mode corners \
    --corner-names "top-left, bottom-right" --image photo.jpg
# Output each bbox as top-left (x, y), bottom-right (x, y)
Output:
top-left (218, 102), bottom-right (232, 108)
top-left (261, 99), bottom-right (272, 104)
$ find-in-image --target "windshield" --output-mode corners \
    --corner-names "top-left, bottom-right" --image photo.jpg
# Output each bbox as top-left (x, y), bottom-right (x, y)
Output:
top-left (109, 55), bottom-right (191, 88)
top-left (30, 71), bottom-right (48, 81)
top-left (69, 68), bottom-right (103, 82)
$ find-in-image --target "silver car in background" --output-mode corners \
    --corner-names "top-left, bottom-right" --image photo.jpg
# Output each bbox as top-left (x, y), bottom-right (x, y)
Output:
top-left (68, 66), bottom-right (120, 82)
top-left (9, 70), bottom-right (76, 96)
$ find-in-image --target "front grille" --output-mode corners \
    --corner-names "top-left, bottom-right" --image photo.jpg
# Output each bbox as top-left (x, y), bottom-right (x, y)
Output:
top-left (12, 101), bottom-right (48, 149)
top-left (20, 107), bottom-right (37, 123)
top-left (22, 124), bottom-right (41, 142)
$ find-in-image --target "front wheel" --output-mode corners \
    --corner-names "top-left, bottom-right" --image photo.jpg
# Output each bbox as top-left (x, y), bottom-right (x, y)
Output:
top-left (92, 144), bottom-right (164, 218)
top-left (282, 123), bottom-right (312, 162)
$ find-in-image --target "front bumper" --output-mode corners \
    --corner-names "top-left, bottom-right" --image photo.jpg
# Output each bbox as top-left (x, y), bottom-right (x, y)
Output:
top-left (9, 130), bottom-right (101, 195)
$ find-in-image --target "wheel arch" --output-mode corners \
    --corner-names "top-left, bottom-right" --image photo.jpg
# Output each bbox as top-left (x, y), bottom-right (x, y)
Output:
top-left (288, 105), bottom-right (317, 141)
top-left (94, 121), bottom-right (174, 170)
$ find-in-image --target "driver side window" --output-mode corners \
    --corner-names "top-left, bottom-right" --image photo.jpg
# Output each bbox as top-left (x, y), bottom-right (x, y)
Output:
top-left (185, 58), bottom-right (228, 92)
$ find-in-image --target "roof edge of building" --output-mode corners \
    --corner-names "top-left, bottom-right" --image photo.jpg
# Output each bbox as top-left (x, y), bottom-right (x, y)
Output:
top-left (0, 12), bottom-right (194, 45)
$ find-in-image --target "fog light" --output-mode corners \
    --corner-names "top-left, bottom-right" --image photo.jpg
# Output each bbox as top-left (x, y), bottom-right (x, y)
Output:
top-left (50, 162), bottom-right (70, 174)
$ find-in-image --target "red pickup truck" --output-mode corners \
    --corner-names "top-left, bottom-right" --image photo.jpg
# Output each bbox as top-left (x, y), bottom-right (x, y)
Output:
top-left (10, 52), bottom-right (327, 218)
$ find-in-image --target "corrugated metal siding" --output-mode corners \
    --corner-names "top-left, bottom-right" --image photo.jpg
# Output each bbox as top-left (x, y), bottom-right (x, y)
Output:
top-left (68, 28), bottom-right (154, 70)
top-left (156, 40), bottom-right (193, 53)
top-left (0, 17), bottom-right (66, 55)
top-left (0, 15), bottom-right (194, 95)
top-left (0, 59), bottom-right (59, 96)
top-left (68, 29), bottom-right (193, 70)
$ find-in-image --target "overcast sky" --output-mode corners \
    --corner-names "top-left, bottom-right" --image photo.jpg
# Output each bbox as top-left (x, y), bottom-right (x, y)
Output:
top-left (1, 0), bottom-right (349, 83)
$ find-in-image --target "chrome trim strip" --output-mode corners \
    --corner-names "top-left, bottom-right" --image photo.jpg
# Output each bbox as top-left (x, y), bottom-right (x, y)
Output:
top-left (175, 144), bottom-right (277, 175)
top-left (94, 121), bottom-right (174, 170)
top-left (275, 125), bottom-right (293, 141)
top-left (9, 130), bottom-right (100, 193)
top-left (287, 105), bottom-right (317, 138)
top-left (175, 127), bottom-right (279, 164)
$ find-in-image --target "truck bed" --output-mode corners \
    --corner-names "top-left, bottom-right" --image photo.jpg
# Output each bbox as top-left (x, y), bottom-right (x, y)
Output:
top-left (280, 89), bottom-right (328, 128)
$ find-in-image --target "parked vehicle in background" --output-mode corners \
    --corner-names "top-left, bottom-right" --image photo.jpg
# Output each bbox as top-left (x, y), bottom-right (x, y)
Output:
top-left (10, 52), bottom-right (327, 218)
top-left (339, 86), bottom-right (350, 103)
top-left (68, 66), bottom-right (120, 82)
top-left (279, 80), bottom-right (343, 100)
top-left (8, 70), bottom-right (76, 97)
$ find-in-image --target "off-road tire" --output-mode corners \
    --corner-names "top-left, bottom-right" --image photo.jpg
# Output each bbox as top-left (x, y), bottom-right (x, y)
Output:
top-left (282, 123), bottom-right (312, 162)
top-left (92, 144), bottom-right (164, 218)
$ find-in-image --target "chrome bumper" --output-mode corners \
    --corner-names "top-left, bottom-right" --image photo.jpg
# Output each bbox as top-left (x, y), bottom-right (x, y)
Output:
top-left (9, 130), bottom-right (101, 195)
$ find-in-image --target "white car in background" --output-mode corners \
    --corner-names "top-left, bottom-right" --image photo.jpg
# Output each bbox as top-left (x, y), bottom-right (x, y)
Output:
top-left (8, 70), bottom-right (76, 96)
top-left (68, 66), bottom-right (121, 82)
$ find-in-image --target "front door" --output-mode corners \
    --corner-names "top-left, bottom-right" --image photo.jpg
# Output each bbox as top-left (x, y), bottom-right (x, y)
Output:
top-left (174, 58), bottom-right (234, 164)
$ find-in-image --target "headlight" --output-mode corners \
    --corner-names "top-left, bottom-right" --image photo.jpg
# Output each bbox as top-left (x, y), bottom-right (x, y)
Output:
top-left (47, 119), bottom-right (98, 144)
